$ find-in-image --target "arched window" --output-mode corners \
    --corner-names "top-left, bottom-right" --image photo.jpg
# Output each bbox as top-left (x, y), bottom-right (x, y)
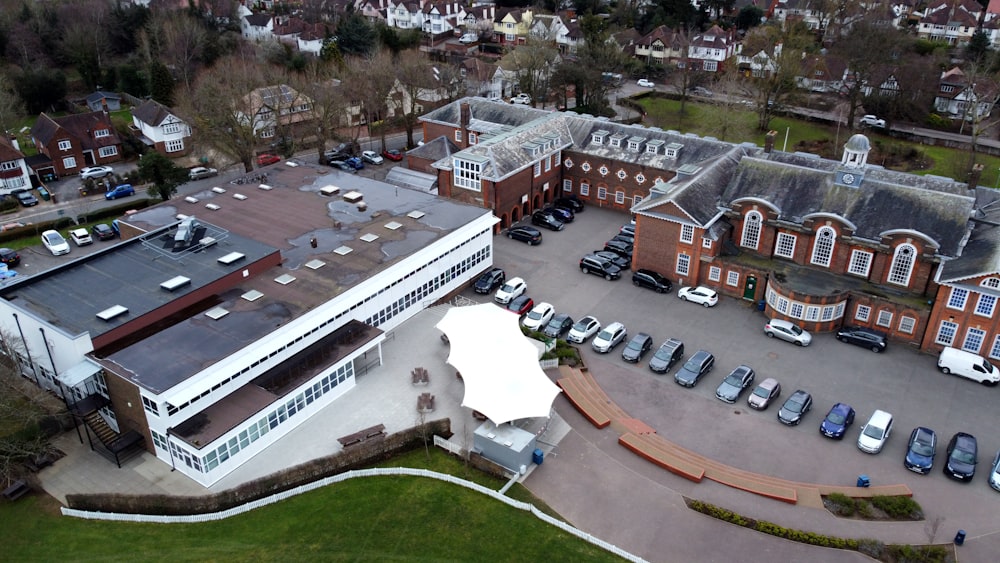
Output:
top-left (887, 244), bottom-right (916, 287)
top-left (810, 226), bottom-right (836, 267)
top-left (981, 278), bottom-right (1000, 289)
top-left (740, 211), bottom-right (762, 250)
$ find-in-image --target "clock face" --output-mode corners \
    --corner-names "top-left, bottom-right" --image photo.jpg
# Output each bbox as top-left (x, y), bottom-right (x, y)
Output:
top-left (842, 173), bottom-right (855, 185)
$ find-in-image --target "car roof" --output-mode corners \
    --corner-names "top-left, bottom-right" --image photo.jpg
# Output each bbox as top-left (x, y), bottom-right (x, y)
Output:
top-left (604, 321), bottom-right (624, 331)
top-left (913, 427), bottom-right (935, 440)
top-left (691, 349), bottom-right (712, 360)
top-left (505, 276), bottom-right (524, 285)
top-left (757, 377), bottom-right (779, 389)
top-left (790, 389), bottom-right (809, 399)
top-left (578, 315), bottom-right (597, 323)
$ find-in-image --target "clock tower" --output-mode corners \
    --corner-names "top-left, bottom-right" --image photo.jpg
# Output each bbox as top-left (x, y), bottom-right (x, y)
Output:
top-left (836, 134), bottom-right (870, 187)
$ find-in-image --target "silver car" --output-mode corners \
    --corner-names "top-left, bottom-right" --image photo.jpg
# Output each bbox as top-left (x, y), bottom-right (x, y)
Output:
top-left (747, 377), bottom-right (781, 410)
top-left (592, 322), bottom-right (627, 353)
top-left (764, 318), bottom-right (812, 346)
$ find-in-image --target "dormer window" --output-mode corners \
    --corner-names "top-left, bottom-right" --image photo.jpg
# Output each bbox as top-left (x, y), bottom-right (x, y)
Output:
top-left (646, 145), bottom-right (658, 154)
top-left (591, 130), bottom-right (608, 145)
top-left (94, 129), bottom-right (110, 138)
top-left (627, 136), bottom-right (643, 152)
top-left (664, 142), bottom-right (683, 158)
top-left (609, 133), bottom-right (627, 148)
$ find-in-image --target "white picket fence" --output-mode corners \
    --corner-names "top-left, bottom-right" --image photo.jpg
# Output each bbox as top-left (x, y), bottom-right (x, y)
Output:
top-left (61, 466), bottom-right (646, 562)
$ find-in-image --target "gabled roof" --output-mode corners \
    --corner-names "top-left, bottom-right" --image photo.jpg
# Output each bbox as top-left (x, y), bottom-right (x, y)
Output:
top-left (244, 13), bottom-right (272, 27)
top-left (32, 111), bottom-right (121, 150)
top-left (132, 99), bottom-right (180, 127)
top-left (420, 97), bottom-right (548, 129)
top-left (0, 136), bottom-right (23, 162)
top-left (638, 25), bottom-right (679, 47)
top-left (85, 91), bottom-right (121, 105)
top-left (30, 114), bottom-right (62, 147)
top-left (406, 136), bottom-right (459, 162)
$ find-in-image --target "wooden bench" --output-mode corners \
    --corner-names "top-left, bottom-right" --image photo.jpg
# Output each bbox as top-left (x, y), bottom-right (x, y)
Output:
top-left (417, 393), bottom-right (435, 413)
top-left (2, 480), bottom-right (30, 501)
top-left (337, 423), bottom-right (386, 447)
top-left (557, 378), bottom-right (612, 429)
top-left (619, 433), bottom-right (705, 482)
top-left (411, 367), bottom-right (429, 385)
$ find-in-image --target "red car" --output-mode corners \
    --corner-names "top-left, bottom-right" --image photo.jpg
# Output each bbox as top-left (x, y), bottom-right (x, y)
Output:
top-left (506, 295), bottom-right (534, 316)
top-left (381, 149), bottom-right (404, 162)
top-left (257, 153), bottom-right (281, 166)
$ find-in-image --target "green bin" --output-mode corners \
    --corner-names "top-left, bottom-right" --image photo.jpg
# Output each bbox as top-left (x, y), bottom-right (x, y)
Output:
top-left (36, 186), bottom-right (50, 201)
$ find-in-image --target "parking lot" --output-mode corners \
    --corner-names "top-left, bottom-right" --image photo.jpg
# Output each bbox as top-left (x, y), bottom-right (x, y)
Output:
top-left (467, 205), bottom-right (999, 537)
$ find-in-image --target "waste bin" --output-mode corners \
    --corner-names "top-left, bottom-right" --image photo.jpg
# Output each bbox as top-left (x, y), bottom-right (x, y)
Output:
top-left (954, 530), bottom-right (966, 545)
top-left (757, 299), bottom-right (766, 312)
top-left (856, 474), bottom-right (870, 488)
top-left (532, 448), bottom-right (544, 465)
top-left (36, 186), bottom-right (50, 201)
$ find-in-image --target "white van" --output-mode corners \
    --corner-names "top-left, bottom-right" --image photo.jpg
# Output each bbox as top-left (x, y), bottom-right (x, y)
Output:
top-left (857, 410), bottom-right (893, 454)
top-left (937, 347), bottom-right (1000, 386)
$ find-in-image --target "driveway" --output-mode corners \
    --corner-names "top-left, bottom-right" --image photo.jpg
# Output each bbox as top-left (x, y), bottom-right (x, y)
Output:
top-left (472, 206), bottom-right (1000, 561)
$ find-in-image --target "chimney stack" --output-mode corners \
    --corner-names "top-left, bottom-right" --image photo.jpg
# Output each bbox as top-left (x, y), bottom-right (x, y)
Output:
top-left (459, 102), bottom-right (471, 147)
top-left (764, 130), bottom-right (777, 154)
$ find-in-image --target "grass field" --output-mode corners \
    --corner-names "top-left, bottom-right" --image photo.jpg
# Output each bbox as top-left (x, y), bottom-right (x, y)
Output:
top-left (0, 449), bottom-right (623, 562)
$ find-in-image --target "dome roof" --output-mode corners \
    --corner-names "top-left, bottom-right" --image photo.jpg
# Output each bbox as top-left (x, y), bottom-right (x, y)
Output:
top-left (845, 134), bottom-right (871, 152)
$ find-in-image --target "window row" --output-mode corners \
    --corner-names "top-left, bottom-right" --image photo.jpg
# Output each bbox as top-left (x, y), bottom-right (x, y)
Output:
top-left (764, 288), bottom-right (846, 322)
top-left (936, 322), bottom-right (1000, 360)
top-left (946, 278), bottom-right (1000, 319)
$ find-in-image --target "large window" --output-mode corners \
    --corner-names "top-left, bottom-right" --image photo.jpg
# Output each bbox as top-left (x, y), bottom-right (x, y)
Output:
top-left (740, 211), bottom-right (761, 249)
top-left (855, 305), bottom-right (871, 322)
top-left (58, 139), bottom-right (72, 151)
top-left (453, 158), bottom-right (482, 191)
top-left (963, 328), bottom-right (986, 353)
top-left (810, 226), bottom-right (836, 267)
top-left (975, 294), bottom-right (997, 317)
top-left (726, 271), bottom-right (739, 286)
top-left (615, 191), bottom-right (625, 204)
top-left (947, 287), bottom-right (968, 310)
top-left (166, 139), bottom-right (184, 152)
top-left (163, 123), bottom-right (182, 134)
top-left (98, 146), bottom-right (118, 158)
top-left (887, 244), bottom-right (916, 287)
top-left (597, 186), bottom-right (607, 200)
top-left (563, 179), bottom-right (572, 192)
top-left (848, 250), bottom-right (873, 277)
top-left (676, 253), bottom-right (690, 276)
top-left (899, 316), bottom-right (916, 334)
top-left (580, 182), bottom-right (589, 196)
top-left (774, 233), bottom-right (796, 258)
top-left (935, 321), bottom-right (958, 345)
top-left (990, 335), bottom-right (1000, 360)
top-left (680, 224), bottom-right (694, 243)
top-left (62, 156), bottom-right (77, 169)
top-left (876, 310), bottom-right (893, 328)
top-left (708, 266), bottom-right (721, 281)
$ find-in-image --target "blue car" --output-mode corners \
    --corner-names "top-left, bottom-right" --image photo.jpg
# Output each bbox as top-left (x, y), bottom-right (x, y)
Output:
top-left (819, 402), bottom-right (855, 439)
top-left (345, 156), bottom-right (364, 170)
top-left (544, 205), bottom-right (573, 223)
top-left (105, 184), bottom-right (136, 200)
top-left (904, 427), bottom-right (937, 474)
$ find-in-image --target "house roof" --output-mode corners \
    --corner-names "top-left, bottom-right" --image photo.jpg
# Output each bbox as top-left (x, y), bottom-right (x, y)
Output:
top-left (30, 114), bottom-right (62, 147)
top-left (0, 136), bottom-right (23, 162)
top-left (244, 13), bottom-right (272, 26)
top-left (85, 91), bottom-right (121, 105)
top-left (406, 136), bottom-right (460, 162)
top-left (132, 99), bottom-right (178, 127)
top-left (939, 187), bottom-right (1000, 282)
top-left (638, 25), bottom-right (679, 47)
top-left (420, 97), bottom-right (548, 129)
top-left (31, 111), bottom-right (121, 150)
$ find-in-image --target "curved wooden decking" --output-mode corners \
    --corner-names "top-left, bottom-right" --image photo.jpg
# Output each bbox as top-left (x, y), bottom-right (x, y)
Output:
top-left (556, 365), bottom-right (911, 506)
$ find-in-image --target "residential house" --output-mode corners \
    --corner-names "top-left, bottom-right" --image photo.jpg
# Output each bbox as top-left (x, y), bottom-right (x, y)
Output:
top-left (0, 137), bottom-right (32, 195)
top-left (462, 5), bottom-right (496, 36)
top-left (30, 111), bottom-right (123, 177)
top-left (242, 12), bottom-right (274, 41)
top-left (796, 54), bottom-right (846, 93)
top-left (934, 67), bottom-right (1000, 121)
top-left (85, 91), bottom-right (122, 113)
top-left (493, 49), bottom-right (562, 101)
top-left (633, 26), bottom-right (682, 66)
top-left (240, 84), bottom-right (316, 141)
top-left (915, 0), bottom-right (981, 45)
top-left (685, 25), bottom-right (739, 73)
top-left (527, 12), bottom-right (582, 54)
top-left (461, 58), bottom-right (499, 98)
top-left (386, 0), bottom-right (463, 35)
top-left (272, 16), bottom-right (328, 55)
top-left (493, 8), bottom-right (533, 45)
top-left (131, 99), bottom-right (193, 157)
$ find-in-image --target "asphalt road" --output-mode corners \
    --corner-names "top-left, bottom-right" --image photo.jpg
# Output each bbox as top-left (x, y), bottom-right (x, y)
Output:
top-left (462, 206), bottom-right (1000, 560)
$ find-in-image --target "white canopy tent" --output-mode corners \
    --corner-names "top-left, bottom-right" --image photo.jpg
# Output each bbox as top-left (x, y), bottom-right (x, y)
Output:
top-left (435, 304), bottom-right (561, 425)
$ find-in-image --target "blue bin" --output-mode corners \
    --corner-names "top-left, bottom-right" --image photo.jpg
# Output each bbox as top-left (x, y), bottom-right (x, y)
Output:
top-left (954, 530), bottom-right (966, 545)
top-left (757, 299), bottom-right (766, 312)
top-left (856, 474), bottom-right (870, 488)
top-left (532, 448), bottom-right (544, 465)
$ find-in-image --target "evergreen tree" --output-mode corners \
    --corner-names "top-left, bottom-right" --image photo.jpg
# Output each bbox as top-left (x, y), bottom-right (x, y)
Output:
top-left (149, 61), bottom-right (175, 106)
top-left (138, 151), bottom-right (189, 201)
top-left (335, 10), bottom-right (376, 57)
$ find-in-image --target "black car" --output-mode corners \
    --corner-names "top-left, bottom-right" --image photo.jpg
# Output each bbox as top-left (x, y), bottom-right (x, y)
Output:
top-left (649, 338), bottom-right (684, 373)
top-left (777, 390), bottom-right (813, 425)
top-left (0, 247), bottom-right (20, 267)
top-left (531, 210), bottom-right (565, 231)
top-left (674, 350), bottom-right (714, 387)
top-left (474, 267), bottom-right (506, 294)
top-left (14, 190), bottom-right (38, 207)
top-left (593, 250), bottom-right (630, 269)
top-left (632, 269), bottom-right (673, 293)
top-left (611, 233), bottom-right (634, 246)
top-left (505, 226), bottom-right (542, 245)
top-left (620, 223), bottom-right (635, 237)
top-left (543, 313), bottom-right (574, 338)
top-left (553, 195), bottom-right (584, 213)
top-left (327, 160), bottom-right (358, 173)
top-left (904, 427), bottom-right (937, 475)
top-left (944, 432), bottom-right (978, 482)
top-left (91, 223), bottom-right (116, 241)
top-left (622, 332), bottom-right (653, 363)
top-left (579, 254), bottom-right (621, 280)
top-left (603, 239), bottom-right (633, 258)
top-left (543, 205), bottom-right (574, 223)
top-left (836, 326), bottom-right (888, 353)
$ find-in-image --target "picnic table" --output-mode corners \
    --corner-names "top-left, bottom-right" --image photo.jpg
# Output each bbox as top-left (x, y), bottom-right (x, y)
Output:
top-left (411, 367), bottom-right (429, 385)
top-left (417, 393), bottom-right (436, 413)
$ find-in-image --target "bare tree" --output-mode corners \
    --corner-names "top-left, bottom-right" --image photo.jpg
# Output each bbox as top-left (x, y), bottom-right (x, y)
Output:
top-left (148, 11), bottom-right (211, 93)
top-left (345, 50), bottom-right (397, 151)
top-left (0, 73), bottom-right (23, 136)
top-left (503, 38), bottom-right (559, 107)
top-left (831, 16), bottom-right (909, 130)
top-left (291, 59), bottom-right (348, 162)
top-left (735, 23), bottom-right (813, 132)
top-left (702, 66), bottom-right (754, 142)
top-left (396, 50), bottom-right (438, 148)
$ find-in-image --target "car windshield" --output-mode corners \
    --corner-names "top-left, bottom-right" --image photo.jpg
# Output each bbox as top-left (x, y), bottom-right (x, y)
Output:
top-left (790, 325), bottom-right (803, 335)
top-left (501, 283), bottom-right (516, 292)
top-left (953, 449), bottom-right (976, 464)
top-left (627, 339), bottom-right (642, 350)
top-left (654, 348), bottom-right (671, 360)
top-left (752, 386), bottom-right (770, 398)
top-left (863, 425), bottom-right (885, 440)
top-left (911, 441), bottom-right (934, 457)
top-left (826, 411), bottom-right (846, 425)
top-left (597, 329), bottom-right (613, 340)
top-left (527, 310), bottom-right (543, 320)
top-left (44, 233), bottom-right (61, 243)
top-left (785, 399), bottom-right (803, 413)
top-left (573, 319), bottom-right (591, 331)
top-left (723, 374), bottom-right (742, 386)
top-left (682, 358), bottom-right (701, 372)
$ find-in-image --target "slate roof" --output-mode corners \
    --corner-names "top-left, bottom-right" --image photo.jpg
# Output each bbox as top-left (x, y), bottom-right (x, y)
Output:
top-left (244, 13), bottom-right (272, 26)
top-left (132, 99), bottom-right (176, 127)
top-left (0, 136), bottom-right (23, 162)
top-left (30, 114), bottom-right (62, 147)
top-left (85, 91), bottom-right (120, 105)
top-left (32, 111), bottom-right (121, 150)
top-left (420, 97), bottom-right (548, 129)
top-left (939, 187), bottom-right (1000, 282)
top-left (406, 136), bottom-right (459, 161)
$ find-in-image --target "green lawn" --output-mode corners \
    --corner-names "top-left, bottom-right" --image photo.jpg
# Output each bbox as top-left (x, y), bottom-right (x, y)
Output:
top-left (0, 449), bottom-right (623, 562)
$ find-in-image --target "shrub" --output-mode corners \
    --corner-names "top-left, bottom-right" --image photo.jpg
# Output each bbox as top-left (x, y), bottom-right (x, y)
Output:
top-left (870, 495), bottom-right (923, 519)
top-left (856, 500), bottom-right (873, 519)
top-left (826, 492), bottom-right (856, 516)
top-left (856, 538), bottom-right (885, 558)
top-left (887, 544), bottom-right (949, 563)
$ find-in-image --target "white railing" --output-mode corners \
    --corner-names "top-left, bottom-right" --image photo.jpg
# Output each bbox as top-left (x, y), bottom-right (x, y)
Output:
top-left (61, 466), bottom-right (646, 563)
top-left (433, 434), bottom-right (465, 456)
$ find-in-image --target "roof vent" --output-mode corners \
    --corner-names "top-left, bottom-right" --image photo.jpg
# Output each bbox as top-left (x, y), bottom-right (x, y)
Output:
top-left (205, 307), bottom-right (229, 320)
top-left (407, 210), bottom-right (425, 219)
top-left (218, 252), bottom-right (245, 265)
top-left (360, 233), bottom-right (379, 242)
top-left (320, 185), bottom-right (340, 196)
top-left (334, 245), bottom-right (353, 255)
top-left (274, 273), bottom-right (296, 285)
top-left (174, 216), bottom-right (201, 249)
top-left (199, 236), bottom-right (217, 247)
top-left (242, 289), bottom-right (264, 302)
top-left (160, 276), bottom-right (191, 291)
top-left (233, 193), bottom-right (247, 200)
top-left (258, 184), bottom-right (273, 191)
top-left (211, 187), bottom-right (226, 194)
top-left (97, 305), bottom-right (128, 321)
top-left (343, 190), bottom-right (363, 203)
top-left (184, 196), bottom-right (199, 204)
top-left (384, 221), bottom-right (403, 230)
top-left (205, 203), bottom-right (220, 211)
top-left (305, 259), bottom-right (326, 269)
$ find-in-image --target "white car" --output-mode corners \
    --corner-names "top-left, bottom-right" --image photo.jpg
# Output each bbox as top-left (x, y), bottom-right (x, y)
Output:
top-left (459, 33), bottom-right (478, 44)
top-left (41, 230), bottom-right (70, 256)
top-left (80, 166), bottom-right (114, 180)
top-left (678, 286), bottom-right (719, 307)
top-left (188, 166), bottom-right (218, 180)
top-left (857, 410), bottom-right (894, 454)
top-left (494, 277), bottom-right (526, 304)
top-left (522, 302), bottom-right (554, 331)
top-left (567, 315), bottom-right (601, 344)
top-left (763, 318), bottom-right (812, 346)
top-left (510, 93), bottom-right (531, 105)
top-left (592, 322), bottom-right (627, 353)
top-left (989, 449), bottom-right (1000, 492)
top-left (361, 150), bottom-right (384, 165)
top-left (69, 228), bottom-right (93, 247)
top-left (637, 79), bottom-right (655, 88)
top-left (859, 115), bottom-right (886, 128)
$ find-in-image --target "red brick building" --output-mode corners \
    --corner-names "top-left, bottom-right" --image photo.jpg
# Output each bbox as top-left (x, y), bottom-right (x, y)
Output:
top-left (30, 111), bottom-right (123, 178)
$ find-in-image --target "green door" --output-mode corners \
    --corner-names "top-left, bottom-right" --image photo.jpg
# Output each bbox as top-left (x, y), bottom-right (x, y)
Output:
top-left (743, 275), bottom-right (757, 300)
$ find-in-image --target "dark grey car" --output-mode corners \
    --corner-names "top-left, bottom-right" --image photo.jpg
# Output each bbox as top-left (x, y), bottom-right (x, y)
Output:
top-left (777, 390), bottom-right (813, 425)
top-left (715, 365), bottom-right (755, 403)
top-left (622, 332), bottom-right (653, 363)
top-left (649, 338), bottom-right (684, 373)
top-left (543, 313), bottom-right (574, 339)
top-left (674, 350), bottom-right (714, 387)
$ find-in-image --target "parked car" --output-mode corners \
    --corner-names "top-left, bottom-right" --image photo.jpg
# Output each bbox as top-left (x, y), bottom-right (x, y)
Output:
top-left (611, 233), bottom-right (634, 246)
top-left (747, 377), bottom-right (781, 410)
top-left (0, 247), bottom-right (21, 266)
top-left (14, 190), bottom-right (38, 207)
top-left (567, 316), bottom-right (601, 344)
top-left (819, 403), bottom-right (856, 439)
top-left (553, 196), bottom-right (584, 213)
top-left (989, 450), bottom-right (1000, 491)
top-left (937, 347), bottom-right (1000, 385)
top-left (105, 184), bottom-right (135, 200)
top-left (494, 277), bottom-right (526, 304)
top-left (764, 319), bottom-right (812, 346)
top-left (505, 226), bottom-right (542, 245)
top-left (91, 223), bottom-right (116, 241)
top-left (619, 223), bottom-right (635, 237)
top-left (345, 156), bottom-right (364, 169)
top-left (603, 239), bottom-right (632, 258)
top-left (256, 153), bottom-right (281, 166)
top-left (835, 326), bottom-right (888, 353)
top-left (80, 165), bottom-right (114, 179)
top-left (543, 205), bottom-right (574, 223)
top-left (579, 254), bottom-right (621, 280)
top-left (677, 286), bottom-right (718, 307)
top-left (361, 150), bottom-right (384, 165)
top-left (531, 210), bottom-right (564, 231)
top-left (859, 114), bottom-right (886, 128)
top-left (459, 32), bottom-right (478, 44)
top-left (41, 230), bottom-right (70, 256)
top-left (622, 333), bottom-right (653, 363)
top-left (510, 93), bottom-right (532, 105)
top-left (543, 314), bottom-right (574, 339)
top-left (692, 86), bottom-right (714, 97)
top-left (674, 350), bottom-right (715, 387)
top-left (632, 269), bottom-right (673, 293)
top-left (904, 427), bottom-right (938, 475)
top-left (943, 432), bottom-right (978, 482)
top-left (188, 166), bottom-right (218, 180)
top-left (857, 410), bottom-right (894, 454)
top-left (328, 160), bottom-right (358, 173)
top-left (777, 390), bottom-right (813, 425)
top-left (637, 78), bottom-right (655, 88)
top-left (474, 267), bottom-right (506, 294)
top-left (592, 322), bottom-right (627, 353)
top-left (69, 228), bottom-right (93, 246)
top-left (506, 295), bottom-right (534, 316)
top-left (649, 338), bottom-right (684, 374)
top-left (382, 149), bottom-right (404, 161)
top-left (522, 302), bottom-right (555, 331)
top-left (592, 250), bottom-right (630, 270)
top-left (715, 365), bottom-right (755, 403)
